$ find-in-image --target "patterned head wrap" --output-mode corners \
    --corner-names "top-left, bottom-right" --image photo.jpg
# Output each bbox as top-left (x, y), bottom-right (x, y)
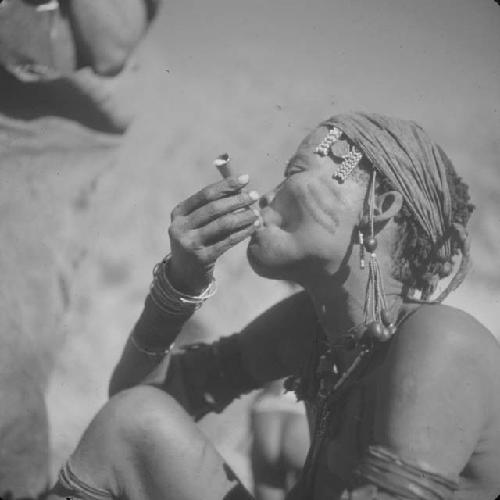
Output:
top-left (320, 112), bottom-right (471, 302)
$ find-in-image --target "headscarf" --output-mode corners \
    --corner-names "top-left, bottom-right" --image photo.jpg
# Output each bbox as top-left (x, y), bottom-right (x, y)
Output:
top-left (321, 112), bottom-right (471, 302)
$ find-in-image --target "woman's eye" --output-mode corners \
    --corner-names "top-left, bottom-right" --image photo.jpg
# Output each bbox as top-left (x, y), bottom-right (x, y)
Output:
top-left (285, 167), bottom-right (304, 178)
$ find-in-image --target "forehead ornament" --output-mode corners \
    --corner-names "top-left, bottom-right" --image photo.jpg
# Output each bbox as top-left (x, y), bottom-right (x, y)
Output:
top-left (314, 126), bottom-right (363, 183)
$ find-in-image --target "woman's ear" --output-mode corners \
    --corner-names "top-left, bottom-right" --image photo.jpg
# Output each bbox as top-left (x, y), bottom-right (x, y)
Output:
top-left (373, 191), bottom-right (403, 222)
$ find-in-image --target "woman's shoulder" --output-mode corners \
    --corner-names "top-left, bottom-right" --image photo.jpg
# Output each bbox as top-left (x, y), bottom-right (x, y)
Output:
top-left (387, 303), bottom-right (500, 385)
top-left (398, 303), bottom-right (497, 349)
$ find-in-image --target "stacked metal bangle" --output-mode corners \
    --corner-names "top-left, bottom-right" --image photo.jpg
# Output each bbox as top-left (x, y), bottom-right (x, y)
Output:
top-left (149, 254), bottom-right (217, 317)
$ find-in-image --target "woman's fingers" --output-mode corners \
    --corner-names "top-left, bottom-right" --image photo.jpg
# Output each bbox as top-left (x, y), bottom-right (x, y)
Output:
top-left (204, 222), bottom-right (260, 261)
top-left (166, 173), bottom-right (261, 292)
top-left (198, 207), bottom-right (260, 244)
top-left (188, 189), bottom-right (260, 228)
top-left (167, 212), bottom-right (259, 293)
top-left (171, 175), bottom-right (250, 220)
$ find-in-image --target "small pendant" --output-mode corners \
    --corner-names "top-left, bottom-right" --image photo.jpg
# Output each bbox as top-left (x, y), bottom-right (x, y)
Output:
top-left (381, 308), bottom-right (393, 327)
top-left (317, 354), bottom-right (331, 375)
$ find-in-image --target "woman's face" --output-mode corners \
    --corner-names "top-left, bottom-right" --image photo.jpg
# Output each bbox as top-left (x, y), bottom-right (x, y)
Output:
top-left (247, 126), bottom-right (367, 283)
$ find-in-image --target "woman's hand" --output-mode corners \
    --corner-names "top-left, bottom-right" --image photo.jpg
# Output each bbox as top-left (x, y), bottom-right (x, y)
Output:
top-left (167, 174), bottom-right (260, 294)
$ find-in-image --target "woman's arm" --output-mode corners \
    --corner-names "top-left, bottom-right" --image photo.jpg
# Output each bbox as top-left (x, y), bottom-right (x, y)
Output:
top-left (109, 164), bottom-right (319, 414)
top-left (162, 289), bottom-right (317, 418)
top-left (347, 306), bottom-right (496, 498)
top-left (109, 171), bottom-right (260, 397)
top-left (108, 294), bottom-right (184, 397)
top-left (109, 288), bottom-right (317, 417)
top-left (372, 306), bottom-right (489, 475)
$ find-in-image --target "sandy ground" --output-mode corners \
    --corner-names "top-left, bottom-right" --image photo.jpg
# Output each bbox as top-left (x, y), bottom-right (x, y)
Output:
top-left (1, 0), bottom-right (495, 489)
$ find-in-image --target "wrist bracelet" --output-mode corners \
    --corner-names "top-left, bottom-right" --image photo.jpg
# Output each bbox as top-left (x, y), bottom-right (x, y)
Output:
top-left (149, 254), bottom-right (217, 317)
top-left (130, 333), bottom-right (175, 358)
top-left (36, 0), bottom-right (59, 12)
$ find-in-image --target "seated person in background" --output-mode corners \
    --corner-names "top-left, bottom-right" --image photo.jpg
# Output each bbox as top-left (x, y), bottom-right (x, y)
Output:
top-left (251, 379), bottom-right (310, 500)
top-left (0, 0), bottom-right (160, 131)
top-left (0, 1), bottom-right (159, 497)
top-left (49, 112), bottom-right (500, 500)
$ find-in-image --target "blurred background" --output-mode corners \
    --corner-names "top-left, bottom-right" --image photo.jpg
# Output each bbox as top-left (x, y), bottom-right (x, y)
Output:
top-left (33, 0), bottom-right (500, 488)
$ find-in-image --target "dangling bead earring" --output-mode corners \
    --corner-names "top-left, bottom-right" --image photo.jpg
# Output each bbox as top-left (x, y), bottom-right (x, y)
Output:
top-left (362, 170), bottom-right (396, 344)
top-left (358, 230), bottom-right (365, 270)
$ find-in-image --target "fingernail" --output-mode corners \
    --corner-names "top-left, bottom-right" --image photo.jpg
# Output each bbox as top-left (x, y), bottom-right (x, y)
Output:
top-left (237, 174), bottom-right (249, 185)
top-left (253, 218), bottom-right (261, 227)
top-left (248, 190), bottom-right (260, 201)
top-left (252, 207), bottom-right (260, 218)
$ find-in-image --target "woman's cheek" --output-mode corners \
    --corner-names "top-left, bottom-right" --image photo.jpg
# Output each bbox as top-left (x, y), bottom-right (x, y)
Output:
top-left (299, 182), bottom-right (341, 236)
top-left (270, 185), bottom-right (303, 232)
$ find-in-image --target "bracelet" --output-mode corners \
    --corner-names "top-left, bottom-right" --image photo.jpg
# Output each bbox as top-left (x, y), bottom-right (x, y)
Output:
top-left (130, 333), bottom-right (175, 358)
top-left (36, 0), bottom-right (59, 12)
top-left (149, 254), bottom-right (217, 317)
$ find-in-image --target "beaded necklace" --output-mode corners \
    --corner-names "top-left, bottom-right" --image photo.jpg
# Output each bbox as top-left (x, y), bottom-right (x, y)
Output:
top-left (301, 329), bottom-right (376, 496)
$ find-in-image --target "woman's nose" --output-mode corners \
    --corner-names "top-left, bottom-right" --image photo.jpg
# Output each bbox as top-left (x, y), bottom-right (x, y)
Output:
top-left (259, 190), bottom-right (275, 209)
top-left (259, 181), bottom-right (282, 209)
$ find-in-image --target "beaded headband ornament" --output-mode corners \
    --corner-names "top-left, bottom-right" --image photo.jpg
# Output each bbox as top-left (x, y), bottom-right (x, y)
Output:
top-left (314, 126), bottom-right (364, 182)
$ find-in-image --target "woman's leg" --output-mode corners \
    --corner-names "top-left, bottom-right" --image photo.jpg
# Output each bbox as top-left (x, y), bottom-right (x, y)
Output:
top-left (0, 372), bottom-right (49, 498)
top-left (49, 385), bottom-right (254, 500)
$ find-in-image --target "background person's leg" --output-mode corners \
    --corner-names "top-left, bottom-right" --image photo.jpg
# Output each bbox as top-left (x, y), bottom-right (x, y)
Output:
top-left (281, 413), bottom-right (309, 493)
top-left (250, 381), bottom-right (309, 500)
top-left (251, 410), bottom-right (286, 500)
top-left (50, 385), bottom-right (254, 500)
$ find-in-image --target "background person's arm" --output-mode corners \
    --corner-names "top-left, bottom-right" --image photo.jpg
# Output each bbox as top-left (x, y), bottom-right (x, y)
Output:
top-left (65, 0), bottom-right (154, 75)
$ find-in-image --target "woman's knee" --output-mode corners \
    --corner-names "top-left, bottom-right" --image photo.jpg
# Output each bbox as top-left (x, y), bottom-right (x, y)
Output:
top-left (68, 386), bottom-right (186, 483)
top-left (97, 385), bottom-right (186, 448)
top-left (0, 375), bottom-right (49, 496)
top-left (64, 386), bottom-right (252, 500)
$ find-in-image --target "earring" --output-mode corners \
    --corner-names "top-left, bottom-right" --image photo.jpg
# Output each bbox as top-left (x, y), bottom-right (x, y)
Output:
top-left (361, 170), bottom-right (396, 344)
top-left (358, 230), bottom-right (365, 270)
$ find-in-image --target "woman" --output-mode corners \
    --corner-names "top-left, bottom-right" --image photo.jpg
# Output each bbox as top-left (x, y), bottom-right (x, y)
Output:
top-left (50, 113), bottom-right (500, 500)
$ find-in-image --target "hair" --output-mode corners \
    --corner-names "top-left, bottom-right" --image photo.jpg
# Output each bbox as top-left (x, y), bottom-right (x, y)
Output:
top-left (355, 154), bottom-right (474, 299)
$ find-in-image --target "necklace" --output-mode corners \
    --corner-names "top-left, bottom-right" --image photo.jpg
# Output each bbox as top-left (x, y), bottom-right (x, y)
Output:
top-left (296, 321), bottom-right (386, 497)
top-left (296, 304), bottom-right (422, 497)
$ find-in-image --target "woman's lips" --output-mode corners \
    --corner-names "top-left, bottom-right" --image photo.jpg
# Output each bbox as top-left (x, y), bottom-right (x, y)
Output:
top-left (258, 208), bottom-right (281, 228)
